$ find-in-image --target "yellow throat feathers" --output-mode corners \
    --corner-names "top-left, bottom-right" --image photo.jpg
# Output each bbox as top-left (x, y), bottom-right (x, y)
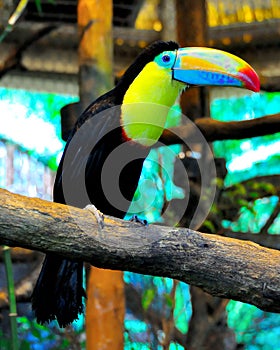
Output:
top-left (121, 61), bottom-right (184, 147)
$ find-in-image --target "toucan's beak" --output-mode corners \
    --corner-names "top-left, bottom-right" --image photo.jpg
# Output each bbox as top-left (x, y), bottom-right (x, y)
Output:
top-left (172, 47), bottom-right (260, 92)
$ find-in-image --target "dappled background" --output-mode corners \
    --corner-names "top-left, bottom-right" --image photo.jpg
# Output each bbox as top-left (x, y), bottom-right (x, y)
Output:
top-left (0, 1), bottom-right (280, 349)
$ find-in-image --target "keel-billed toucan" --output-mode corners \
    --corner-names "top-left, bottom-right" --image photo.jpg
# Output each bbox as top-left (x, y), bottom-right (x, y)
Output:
top-left (32, 41), bottom-right (260, 327)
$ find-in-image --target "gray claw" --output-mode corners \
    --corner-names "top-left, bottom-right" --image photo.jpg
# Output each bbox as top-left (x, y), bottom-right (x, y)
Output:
top-left (84, 204), bottom-right (105, 229)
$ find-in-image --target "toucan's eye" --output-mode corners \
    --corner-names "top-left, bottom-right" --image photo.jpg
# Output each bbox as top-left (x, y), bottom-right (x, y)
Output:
top-left (162, 54), bottom-right (171, 63)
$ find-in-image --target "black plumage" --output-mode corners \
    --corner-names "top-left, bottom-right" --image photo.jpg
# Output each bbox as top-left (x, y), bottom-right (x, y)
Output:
top-left (32, 41), bottom-right (179, 327)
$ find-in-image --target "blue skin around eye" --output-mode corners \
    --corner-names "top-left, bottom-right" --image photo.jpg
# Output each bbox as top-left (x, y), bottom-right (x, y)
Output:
top-left (156, 51), bottom-right (176, 68)
top-left (173, 69), bottom-right (242, 87)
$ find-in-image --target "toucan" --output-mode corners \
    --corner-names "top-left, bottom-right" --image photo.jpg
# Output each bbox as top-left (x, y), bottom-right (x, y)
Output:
top-left (31, 41), bottom-right (260, 327)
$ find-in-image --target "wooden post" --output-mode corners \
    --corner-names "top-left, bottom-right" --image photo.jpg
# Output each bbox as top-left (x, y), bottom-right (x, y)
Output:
top-left (175, 0), bottom-right (209, 119)
top-left (173, 0), bottom-right (211, 229)
top-left (78, 0), bottom-right (114, 109)
top-left (85, 267), bottom-right (125, 350)
top-left (77, 1), bottom-right (125, 349)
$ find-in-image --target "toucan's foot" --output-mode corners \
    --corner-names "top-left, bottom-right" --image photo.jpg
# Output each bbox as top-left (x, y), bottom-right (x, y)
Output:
top-left (84, 204), bottom-right (104, 229)
top-left (129, 215), bottom-right (148, 226)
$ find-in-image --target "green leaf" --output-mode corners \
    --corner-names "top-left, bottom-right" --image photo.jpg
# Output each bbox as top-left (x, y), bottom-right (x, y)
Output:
top-left (30, 326), bottom-right (42, 340)
top-left (237, 198), bottom-right (249, 207)
top-left (19, 340), bottom-right (32, 350)
top-left (34, 0), bottom-right (43, 14)
top-left (164, 293), bottom-right (173, 309)
top-left (215, 177), bottom-right (224, 189)
top-left (202, 220), bottom-right (216, 233)
top-left (142, 289), bottom-right (155, 311)
top-left (249, 191), bottom-right (259, 199)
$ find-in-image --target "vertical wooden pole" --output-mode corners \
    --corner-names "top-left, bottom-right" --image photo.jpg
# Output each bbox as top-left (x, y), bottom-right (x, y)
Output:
top-left (175, 0), bottom-right (209, 120)
top-left (85, 267), bottom-right (125, 350)
top-left (77, 1), bottom-right (125, 349)
top-left (161, 0), bottom-right (177, 42)
top-left (78, 0), bottom-right (114, 109)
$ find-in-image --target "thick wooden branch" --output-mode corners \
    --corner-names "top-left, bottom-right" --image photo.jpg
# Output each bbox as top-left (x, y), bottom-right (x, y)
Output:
top-left (223, 230), bottom-right (280, 250)
top-left (1, 188), bottom-right (280, 313)
top-left (159, 113), bottom-right (280, 145)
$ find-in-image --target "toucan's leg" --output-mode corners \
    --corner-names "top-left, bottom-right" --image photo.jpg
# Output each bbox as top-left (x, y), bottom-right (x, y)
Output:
top-left (129, 214), bottom-right (148, 226)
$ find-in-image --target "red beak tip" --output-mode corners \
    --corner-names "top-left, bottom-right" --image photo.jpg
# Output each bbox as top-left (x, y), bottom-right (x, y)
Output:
top-left (242, 66), bottom-right (260, 92)
top-left (250, 83), bottom-right (260, 93)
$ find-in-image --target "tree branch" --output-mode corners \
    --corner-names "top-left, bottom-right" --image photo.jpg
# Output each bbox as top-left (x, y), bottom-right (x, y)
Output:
top-left (159, 113), bottom-right (280, 145)
top-left (1, 188), bottom-right (280, 313)
top-left (222, 230), bottom-right (280, 250)
top-left (0, 262), bottom-right (42, 309)
top-left (0, 25), bottom-right (56, 78)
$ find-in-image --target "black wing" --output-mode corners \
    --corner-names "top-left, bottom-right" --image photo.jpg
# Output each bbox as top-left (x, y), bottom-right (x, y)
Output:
top-left (53, 92), bottom-right (149, 219)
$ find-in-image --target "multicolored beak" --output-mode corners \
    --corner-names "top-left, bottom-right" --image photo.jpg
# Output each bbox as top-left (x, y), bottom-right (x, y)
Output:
top-left (172, 47), bottom-right (260, 92)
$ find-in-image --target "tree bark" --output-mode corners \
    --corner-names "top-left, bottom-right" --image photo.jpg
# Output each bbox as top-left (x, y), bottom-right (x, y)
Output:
top-left (223, 230), bottom-right (280, 250)
top-left (1, 188), bottom-right (280, 314)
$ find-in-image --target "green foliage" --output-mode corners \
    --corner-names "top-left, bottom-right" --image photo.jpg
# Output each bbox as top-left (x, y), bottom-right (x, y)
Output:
top-left (250, 181), bottom-right (276, 195)
top-left (227, 301), bottom-right (280, 350)
top-left (164, 293), bottom-right (173, 309)
top-left (173, 283), bottom-right (190, 334)
top-left (226, 195), bottom-right (279, 234)
top-left (0, 87), bottom-right (77, 170)
top-left (202, 219), bottom-right (216, 233)
top-left (2, 81), bottom-right (279, 349)
top-left (2, 245), bottom-right (18, 350)
top-left (211, 90), bottom-right (280, 349)
top-left (211, 91), bottom-right (280, 186)
top-left (211, 91), bottom-right (280, 122)
top-left (16, 316), bottom-right (84, 349)
top-left (124, 273), bottom-right (191, 346)
top-left (34, 0), bottom-right (43, 14)
top-left (34, 0), bottom-right (55, 14)
top-left (0, 330), bottom-right (13, 350)
top-left (142, 289), bottom-right (156, 311)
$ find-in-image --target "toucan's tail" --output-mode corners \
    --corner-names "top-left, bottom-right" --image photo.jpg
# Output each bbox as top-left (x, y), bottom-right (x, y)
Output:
top-left (32, 254), bottom-right (85, 327)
